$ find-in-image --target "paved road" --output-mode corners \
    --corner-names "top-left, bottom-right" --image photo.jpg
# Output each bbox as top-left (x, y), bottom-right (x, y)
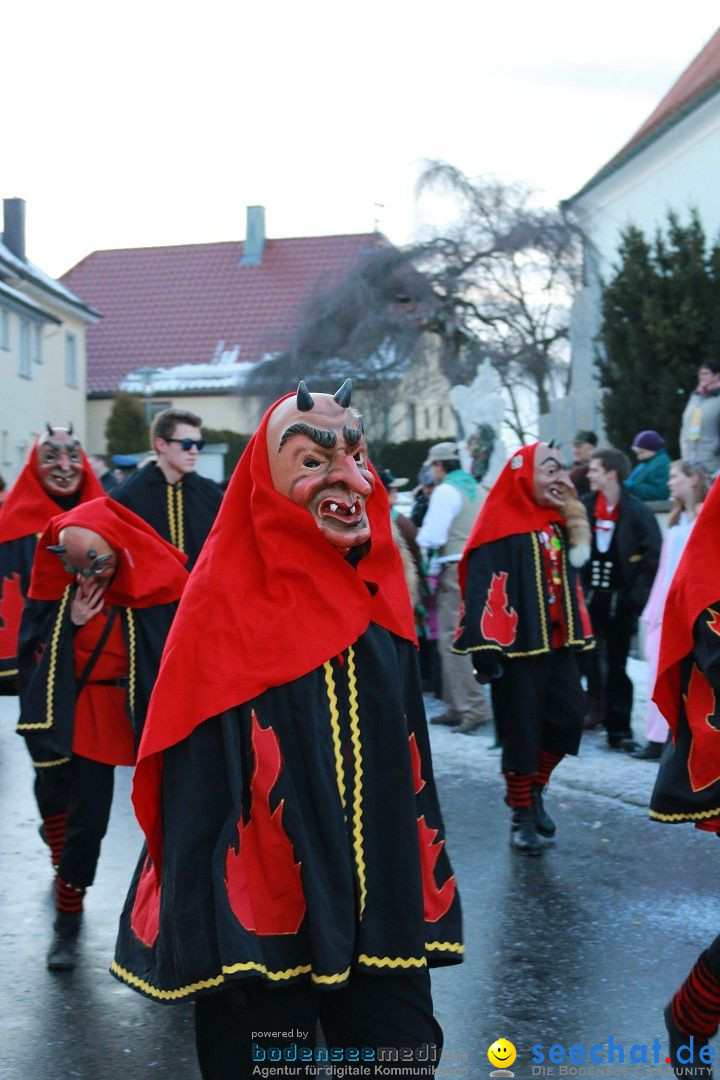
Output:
top-left (1, 669), bottom-right (718, 1080)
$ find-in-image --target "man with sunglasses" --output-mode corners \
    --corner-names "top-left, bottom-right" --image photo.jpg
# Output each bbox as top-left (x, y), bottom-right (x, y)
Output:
top-left (114, 408), bottom-right (222, 569)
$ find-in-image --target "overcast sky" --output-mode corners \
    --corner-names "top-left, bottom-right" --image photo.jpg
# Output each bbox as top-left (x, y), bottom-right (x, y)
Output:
top-left (4, 1), bottom-right (719, 278)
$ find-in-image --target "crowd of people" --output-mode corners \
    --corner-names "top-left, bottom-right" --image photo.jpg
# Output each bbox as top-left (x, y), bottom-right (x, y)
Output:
top-left (1, 375), bottom-right (719, 1078)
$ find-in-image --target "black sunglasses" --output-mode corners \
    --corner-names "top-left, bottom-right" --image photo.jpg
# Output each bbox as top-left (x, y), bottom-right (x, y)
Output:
top-left (166, 438), bottom-right (205, 451)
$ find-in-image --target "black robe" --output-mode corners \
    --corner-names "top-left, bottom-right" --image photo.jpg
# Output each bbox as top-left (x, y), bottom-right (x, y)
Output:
top-left (651, 605), bottom-right (720, 828)
top-left (453, 528), bottom-right (594, 670)
top-left (112, 623), bottom-right (463, 1001)
top-left (113, 466), bottom-right (222, 569)
top-left (17, 588), bottom-right (176, 766)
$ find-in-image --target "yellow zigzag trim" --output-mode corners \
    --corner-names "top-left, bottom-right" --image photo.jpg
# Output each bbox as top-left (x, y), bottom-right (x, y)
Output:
top-left (126, 608), bottom-right (136, 721)
top-left (650, 806), bottom-right (720, 823)
top-left (359, 954), bottom-right (426, 969)
top-left (166, 484), bottom-right (177, 549)
top-left (111, 960), bottom-right (224, 1000)
top-left (425, 941), bottom-right (464, 954)
top-left (0, 668), bottom-right (18, 678)
top-left (346, 646), bottom-right (367, 917)
top-left (17, 585), bottom-right (71, 731)
top-left (111, 958), bottom-right (353, 1000)
top-left (531, 532), bottom-right (550, 652)
top-left (33, 757), bottom-right (71, 768)
top-left (323, 661), bottom-right (346, 810)
top-left (175, 484), bottom-right (185, 553)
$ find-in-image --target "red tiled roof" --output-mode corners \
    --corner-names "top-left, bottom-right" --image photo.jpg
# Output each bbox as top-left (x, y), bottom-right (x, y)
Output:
top-left (572, 28), bottom-right (720, 198)
top-left (60, 233), bottom-right (384, 393)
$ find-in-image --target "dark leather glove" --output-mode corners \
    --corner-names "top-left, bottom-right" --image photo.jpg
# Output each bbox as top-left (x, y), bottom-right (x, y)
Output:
top-left (472, 657), bottom-right (503, 683)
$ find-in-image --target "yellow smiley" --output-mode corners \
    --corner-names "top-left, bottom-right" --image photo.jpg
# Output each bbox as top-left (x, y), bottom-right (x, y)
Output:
top-left (488, 1039), bottom-right (517, 1069)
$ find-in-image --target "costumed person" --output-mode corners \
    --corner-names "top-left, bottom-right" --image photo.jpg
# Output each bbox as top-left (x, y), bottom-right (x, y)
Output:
top-left (112, 381), bottom-right (462, 1080)
top-left (634, 461), bottom-right (707, 761)
top-left (0, 425), bottom-right (104, 692)
top-left (417, 442), bottom-right (489, 734)
top-left (114, 408), bottom-right (222, 569)
top-left (582, 448), bottom-right (662, 750)
top-left (649, 477), bottom-right (720, 1078)
top-left (17, 497), bottom-right (188, 972)
top-left (453, 443), bottom-right (594, 855)
top-left (0, 428), bottom-right (105, 875)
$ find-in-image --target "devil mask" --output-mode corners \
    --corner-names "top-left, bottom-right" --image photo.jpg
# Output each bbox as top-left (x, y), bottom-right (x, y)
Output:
top-left (266, 379), bottom-right (375, 554)
top-left (533, 442), bottom-right (571, 510)
top-left (36, 425), bottom-right (85, 498)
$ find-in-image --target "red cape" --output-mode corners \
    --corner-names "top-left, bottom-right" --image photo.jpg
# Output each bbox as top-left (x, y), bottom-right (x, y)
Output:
top-left (133, 393), bottom-right (416, 871)
top-left (29, 497), bottom-right (188, 608)
top-left (458, 443), bottom-right (564, 594)
top-left (0, 442), bottom-right (105, 543)
top-left (653, 477), bottom-right (720, 733)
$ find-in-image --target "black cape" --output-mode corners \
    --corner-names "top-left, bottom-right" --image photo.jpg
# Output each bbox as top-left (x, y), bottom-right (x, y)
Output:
top-left (113, 466), bottom-right (222, 569)
top-left (112, 624), bottom-right (463, 1001)
top-left (651, 605), bottom-right (720, 830)
top-left (453, 529), bottom-right (594, 672)
top-left (17, 588), bottom-right (177, 766)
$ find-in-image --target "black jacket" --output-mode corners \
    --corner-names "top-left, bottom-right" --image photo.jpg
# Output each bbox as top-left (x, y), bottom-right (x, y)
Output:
top-left (582, 490), bottom-right (661, 615)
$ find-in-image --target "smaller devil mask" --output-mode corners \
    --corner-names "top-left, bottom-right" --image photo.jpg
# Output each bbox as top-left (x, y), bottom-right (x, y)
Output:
top-left (48, 526), bottom-right (118, 599)
top-left (533, 442), bottom-right (571, 510)
top-left (266, 380), bottom-right (375, 554)
top-left (36, 425), bottom-right (85, 498)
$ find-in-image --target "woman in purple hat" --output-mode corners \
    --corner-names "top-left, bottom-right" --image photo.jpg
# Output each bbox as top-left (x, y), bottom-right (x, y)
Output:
top-left (625, 430), bottom-right (671, 502)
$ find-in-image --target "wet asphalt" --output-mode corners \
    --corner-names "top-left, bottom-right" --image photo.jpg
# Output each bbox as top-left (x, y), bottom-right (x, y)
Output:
top-left (1, 679), bottom-right (719, 1080)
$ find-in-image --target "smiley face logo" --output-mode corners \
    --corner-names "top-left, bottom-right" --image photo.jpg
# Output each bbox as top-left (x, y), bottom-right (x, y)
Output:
top-left (488, 1039), bottom-right (517, 1070)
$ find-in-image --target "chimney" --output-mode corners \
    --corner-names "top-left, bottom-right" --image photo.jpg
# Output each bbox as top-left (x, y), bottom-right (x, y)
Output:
top-left (3, 198), bottom-right (26, 261)
top-left (240, 205), bottom-right (266, 265)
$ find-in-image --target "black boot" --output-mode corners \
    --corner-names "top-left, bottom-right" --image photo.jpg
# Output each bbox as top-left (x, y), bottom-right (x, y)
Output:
top-left (47, 911), bottom-right (82, 972)
top-left (531, 784), bottom-right (556, 837)
top-left (510, 808), bottom-right (544, 856)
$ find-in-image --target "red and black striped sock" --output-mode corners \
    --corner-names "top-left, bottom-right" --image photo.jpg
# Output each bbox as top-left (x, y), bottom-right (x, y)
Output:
top-left (55, 877), bottom-right (85, 915)
top-left (672, 955), bottom-right (720, 1038)
top-left (504, 773), bottom-right (533, 808)
top-left (534, 749), bottom-right (563, 788)
top-left (43, 812), bottom-right (67, 870)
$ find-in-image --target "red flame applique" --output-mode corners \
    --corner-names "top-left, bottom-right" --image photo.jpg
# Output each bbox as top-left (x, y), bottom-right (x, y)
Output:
top-left (409, 733), bottom-right (426, 795)
top-left (480, 571), bottom-right (518, 647)
top-left (410, 735), bottom-right (455, 921)
top-left (130, 855), bottom-right (160, 947)
top-left (707, 608), bottom-right (720, 638)
top-left (225, 710), bottom-right (305, 935)
top-left (575, 578), bottom-right (593, 638)
top-left (0, 574), bottom-right (24, 660)
top-left (685, 664), bottom-right (720, 792)
top-left (416, 816), bottom-right (456, 922)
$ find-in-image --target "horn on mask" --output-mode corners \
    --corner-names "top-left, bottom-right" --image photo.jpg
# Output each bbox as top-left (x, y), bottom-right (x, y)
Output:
top-left (333, 379), bottom-right (352, 407)
top-left (296, 381), bottom-right (315, 412)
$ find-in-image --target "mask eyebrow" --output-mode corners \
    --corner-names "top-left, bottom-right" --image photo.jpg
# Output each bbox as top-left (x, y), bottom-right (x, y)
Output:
top-left (278, 423), bottom-right (336, 452)
top-left (343, 426), bottom-right (363, 448)
top-left (539, 456), bottom-right (563, 468)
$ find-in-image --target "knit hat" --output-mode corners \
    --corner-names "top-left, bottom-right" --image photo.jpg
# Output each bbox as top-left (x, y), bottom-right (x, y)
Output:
top-left (632, 430), bottom-right (665, 452)
top-left (573, 430), bottom-right (597, 446)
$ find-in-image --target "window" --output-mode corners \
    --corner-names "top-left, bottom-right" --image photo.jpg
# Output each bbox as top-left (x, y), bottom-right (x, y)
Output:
top-left (32, 323), bottom-right (43, 364)
top-left (18, 319), bottom-right (31, 378)
top-left (0, 308), bottom-right (9, 350)
top-left (65, 332), bottom-right (78, 387)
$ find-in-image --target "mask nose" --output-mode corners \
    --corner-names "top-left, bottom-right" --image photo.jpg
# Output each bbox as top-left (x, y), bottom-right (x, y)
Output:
top-left (329, 453), bottom-right (373, 496)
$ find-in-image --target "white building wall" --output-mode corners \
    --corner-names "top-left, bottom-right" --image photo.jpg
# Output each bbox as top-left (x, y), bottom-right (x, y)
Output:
top-left (542, 90), bottom-right (720, 448)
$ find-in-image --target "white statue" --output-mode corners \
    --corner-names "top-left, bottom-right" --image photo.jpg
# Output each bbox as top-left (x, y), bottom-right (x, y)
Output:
top-left (449, 359), bottom-right (507, 491)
